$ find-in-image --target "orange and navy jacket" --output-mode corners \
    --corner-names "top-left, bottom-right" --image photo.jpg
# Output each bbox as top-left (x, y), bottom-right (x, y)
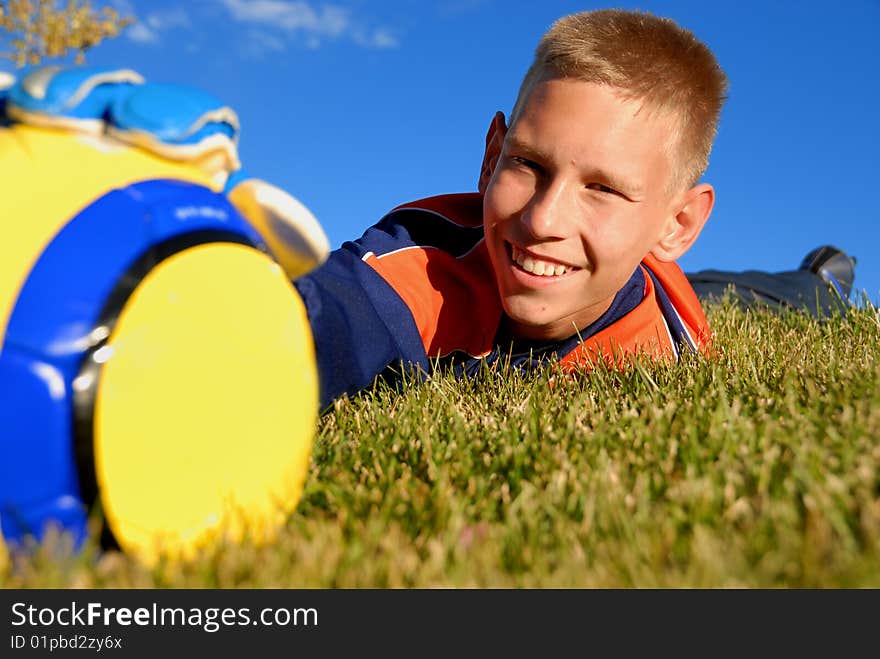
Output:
top-left (294, 193), bottom-right (710, 408)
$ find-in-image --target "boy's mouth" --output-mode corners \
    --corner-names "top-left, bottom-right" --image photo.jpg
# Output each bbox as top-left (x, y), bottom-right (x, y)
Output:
top-left (508, 243), bottom-right (577, 278)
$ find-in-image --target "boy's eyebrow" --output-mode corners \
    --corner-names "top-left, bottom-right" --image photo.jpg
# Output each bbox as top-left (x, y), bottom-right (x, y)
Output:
top-left (504, 137), bottom-right (554, 167)
top-left (586, 168), bottom-right (644, 200)
top-left (505, 136), bottom-right (643, 199)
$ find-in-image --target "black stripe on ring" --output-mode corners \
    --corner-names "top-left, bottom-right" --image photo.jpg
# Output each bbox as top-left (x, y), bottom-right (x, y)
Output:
top-left (72, 229), bottom-right (261, 550)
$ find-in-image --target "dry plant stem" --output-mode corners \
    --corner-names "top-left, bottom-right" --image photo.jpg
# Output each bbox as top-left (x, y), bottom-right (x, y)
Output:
top-left (0, 0), bottom-right (132, 66)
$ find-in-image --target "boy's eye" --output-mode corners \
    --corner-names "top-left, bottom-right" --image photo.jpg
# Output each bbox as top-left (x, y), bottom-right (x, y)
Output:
top-left (586, 182), bottom-right (618, 195)
top-left (510, 156), bottom-right (542, 172)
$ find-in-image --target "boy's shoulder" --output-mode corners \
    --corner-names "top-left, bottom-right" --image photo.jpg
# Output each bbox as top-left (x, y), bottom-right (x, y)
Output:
top-left (642, 253), bottom-right (709, 342)
top-left (389, 192), bottom-right (484, 229)
top-left (350, 192), bottom-right (485, 261)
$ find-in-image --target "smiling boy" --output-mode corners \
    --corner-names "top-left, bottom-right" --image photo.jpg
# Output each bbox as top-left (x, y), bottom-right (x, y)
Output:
top-left (295, 9), bottom-right (729, 408)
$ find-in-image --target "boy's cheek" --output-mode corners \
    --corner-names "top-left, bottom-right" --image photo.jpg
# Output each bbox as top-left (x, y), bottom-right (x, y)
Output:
top-left (481, 194), bottom-right (504, 230)
top-left (483, 177), bottom-right (523, 227)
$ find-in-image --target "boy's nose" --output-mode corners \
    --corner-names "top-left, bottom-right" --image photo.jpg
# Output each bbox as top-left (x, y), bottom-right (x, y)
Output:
top-left (520, 181), bottom-right (570, 240)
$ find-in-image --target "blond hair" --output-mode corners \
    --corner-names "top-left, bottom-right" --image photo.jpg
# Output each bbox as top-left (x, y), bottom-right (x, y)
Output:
top-left (511, 9), bottom-right (728, 190)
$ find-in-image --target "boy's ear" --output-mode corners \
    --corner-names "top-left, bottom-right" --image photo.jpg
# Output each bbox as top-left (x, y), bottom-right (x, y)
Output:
top-left (651, 183), bottom-right (715, 262)
top-left (478, 111), bottom-right (508, 194)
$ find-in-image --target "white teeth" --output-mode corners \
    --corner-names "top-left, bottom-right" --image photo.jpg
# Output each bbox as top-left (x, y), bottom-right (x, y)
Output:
top-left (510, 245), bottom-right (572, 277)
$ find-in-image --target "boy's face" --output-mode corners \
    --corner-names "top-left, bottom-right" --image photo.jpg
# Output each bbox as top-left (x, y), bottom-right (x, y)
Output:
top-left (481, 78), bottom-right (708, 341)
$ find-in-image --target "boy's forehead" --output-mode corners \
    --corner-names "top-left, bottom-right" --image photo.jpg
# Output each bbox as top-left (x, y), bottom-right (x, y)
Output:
top-left (511, 78), bottom-right (675, 148)
top-left (515, 75), bottom-right (671, 124)
top-left (508, 77), bottom-right (681, 195)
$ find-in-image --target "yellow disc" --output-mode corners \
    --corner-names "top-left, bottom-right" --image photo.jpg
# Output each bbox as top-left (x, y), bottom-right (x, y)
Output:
top-left (92, 243), bottom-right (317, 564)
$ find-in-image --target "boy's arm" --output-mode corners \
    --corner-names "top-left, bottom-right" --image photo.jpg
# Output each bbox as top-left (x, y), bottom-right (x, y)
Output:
top-left (295, 236), bottom-right (431, 410)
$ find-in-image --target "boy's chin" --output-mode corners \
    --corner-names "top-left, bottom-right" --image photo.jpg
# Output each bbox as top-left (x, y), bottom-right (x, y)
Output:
top-left (502, 304), bottom-right (572, 341)
top-left (501, 290), bottom-right (616, 341)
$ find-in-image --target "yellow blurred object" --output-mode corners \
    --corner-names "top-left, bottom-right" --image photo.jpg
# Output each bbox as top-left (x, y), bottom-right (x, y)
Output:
top-left (1, 72), bottom-right (324, 562)
top-left (93, 243), bottom-right (318, 564)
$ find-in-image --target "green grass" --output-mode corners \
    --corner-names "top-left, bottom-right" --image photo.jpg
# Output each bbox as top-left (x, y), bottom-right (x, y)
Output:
top-left (4, 299), bottom-right (879, 587)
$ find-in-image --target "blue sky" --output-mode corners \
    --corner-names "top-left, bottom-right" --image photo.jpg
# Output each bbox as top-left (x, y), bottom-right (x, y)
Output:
top-left (4, 0), bottom-right (879, 302)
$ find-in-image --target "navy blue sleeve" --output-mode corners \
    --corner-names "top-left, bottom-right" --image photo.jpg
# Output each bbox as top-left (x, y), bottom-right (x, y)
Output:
top-left (293, 242), bottom-right (429, 410)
